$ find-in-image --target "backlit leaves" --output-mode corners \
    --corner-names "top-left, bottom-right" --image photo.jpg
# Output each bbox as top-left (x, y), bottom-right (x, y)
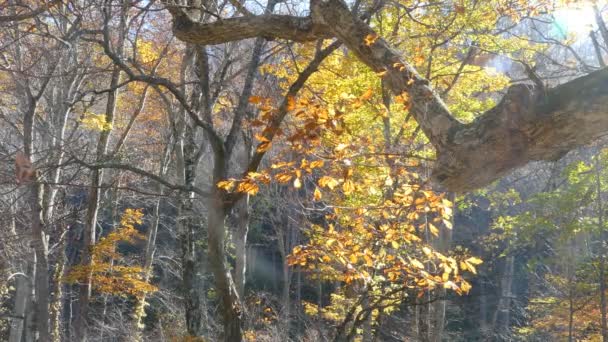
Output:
top-left (65, 209), bottom-right (157, 298)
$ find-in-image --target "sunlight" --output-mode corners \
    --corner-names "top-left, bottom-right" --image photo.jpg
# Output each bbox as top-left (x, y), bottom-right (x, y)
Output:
top-left (552, 1), bottom-right (599, 38)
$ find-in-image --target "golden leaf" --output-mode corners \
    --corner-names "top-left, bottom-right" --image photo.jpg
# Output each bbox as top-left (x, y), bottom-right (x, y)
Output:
top-left (360, 88), bottom-right (373, 101)
top-left (217, 179), bottom-right (236, 191)
top-left (256, 141), bottom-right (272, 153)
top-left (249, 96), bottom-right (263, 104)
top-left (342, 180), bottom-right (355, 194)
top-left (319, 176), bottom-right (339, 190)
top-left (363, 33), bottom-right (379, 46)
top-left (313, 187), bottom-right (322, 201)
top-left (466, 257), bottom-right (483, 265)
top-left (410, 259), bottom-right (425, 269)
top-left (428, 223), bottom-right (439, 236)
top-left (286, 96), bottom-right (296, 111)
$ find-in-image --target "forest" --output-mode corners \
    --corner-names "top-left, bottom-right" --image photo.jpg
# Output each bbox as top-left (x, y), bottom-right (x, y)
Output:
top-left (1, 0), bottom-right (608, 341)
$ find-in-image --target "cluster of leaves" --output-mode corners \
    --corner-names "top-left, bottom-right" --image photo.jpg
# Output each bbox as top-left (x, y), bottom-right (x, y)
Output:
top-left (79, 112), bottom-right (113, 131)
top-left (65, 208), bottom-right (157, 298)
top-left (219, 49), bottom-right (485, 336)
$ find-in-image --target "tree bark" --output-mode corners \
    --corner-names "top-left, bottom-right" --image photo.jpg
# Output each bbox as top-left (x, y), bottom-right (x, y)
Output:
top-left (596, 152), bottom-right (608, 341)
top-left (491, 256), bottom-right (515, 339)
top-left (8, 272), bottom-right (30, 342)
top-left (208, 191), bottom-right (243, 342)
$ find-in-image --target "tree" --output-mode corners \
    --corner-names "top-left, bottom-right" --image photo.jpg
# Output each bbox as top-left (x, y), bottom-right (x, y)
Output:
top-left (167, 0), bottom-right (608, 193)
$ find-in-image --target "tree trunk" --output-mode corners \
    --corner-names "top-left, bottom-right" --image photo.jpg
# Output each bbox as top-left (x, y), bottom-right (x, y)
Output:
top-left (8, 272), bottom-right (30, 342)
top-left (49, 241), bottom-right (65, 342)
top-left (429, 195), bottom-right (454, 342)
top-left (491, 256), bottom-right (515, 339)
top-left (179, 193), bottom-right (207, 337)
top-left (596, 152), bottom-right (608, 341)
top-left (233, 196), bottom-right (249, 299)
top-left (29, 177), bottom-right (51, 342)
top-left (208, 192), bottom-right (243, 342)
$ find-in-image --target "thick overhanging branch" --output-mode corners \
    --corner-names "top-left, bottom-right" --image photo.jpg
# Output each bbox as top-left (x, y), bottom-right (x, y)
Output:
top-left (435, 68), bottom-right (608, 192)
top-left (168, 0), bottom-right (608, 193)
top-left (170, 11), bottom-right (332, 45)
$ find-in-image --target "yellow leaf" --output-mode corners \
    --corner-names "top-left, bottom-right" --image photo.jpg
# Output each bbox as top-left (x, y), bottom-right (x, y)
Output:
top-left (390, 240), bottom-right (400, 249)
top-left (349, 254), bottom-right (358, 264)
top-left (294, 178), bottom-right (302, 189)
top-left (364, 255), bottom-right (373, 267)
top-left (275, 173), bottom-right (293, 183)
top-left (465, 261), bottom-right (477, 274)
top-left (313, 187), bottom-right (322, 201)
top-left (360, 88), bottom-right (373, 101)
top-left (237, 182), bottom-right (259, 195)
top-left (319, 176), bottom-right (339, 190)
top-left (466, 257), bottom-right (483, 265)
top-left (410, 258), bottom-right (425, 269)
top-left (256, 141), bottom-right (272, 153)
top-left (310, 160), bottom-right (324, 169)
top-left (461, 281), bottom-right (472, 294)
top-left (217, 179), bottom-right (236, 191)
top-left (443, 219), bottom-right (453, 229)
top-left (342, 180), bottom-right (355, 194)
top-left (428, 223), bottom-right (439, 236)
top-left (363, 33), bottom-right (379, 46)
top-left (334, 143), bottom-right (348, 152)
top-left (286, 95), bottom-right (296, 111)
top-left (254, 133), bottom-right (270, 142)
top-left (443, 281), bottom-right (458, 290)
top-left (249, 96), bottom-right (263, 104)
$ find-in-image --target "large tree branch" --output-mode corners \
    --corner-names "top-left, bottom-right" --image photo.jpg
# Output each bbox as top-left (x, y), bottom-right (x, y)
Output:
top-left (170, 11), bottom-right (333, 45)
top-left (435, 69), bottom-right (608, 192)
top-left (168, 0), bottom-right (608, 193)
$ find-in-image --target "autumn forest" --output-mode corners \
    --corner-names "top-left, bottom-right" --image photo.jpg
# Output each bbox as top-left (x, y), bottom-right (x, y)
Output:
top-left (2, 0), bottom-right (608, 341)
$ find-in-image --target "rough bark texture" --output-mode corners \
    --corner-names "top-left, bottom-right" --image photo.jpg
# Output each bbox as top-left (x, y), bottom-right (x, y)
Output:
top-left (170, 12), bottom-right (332, 46)
top-left (168, 0), bottom-right (608, 193)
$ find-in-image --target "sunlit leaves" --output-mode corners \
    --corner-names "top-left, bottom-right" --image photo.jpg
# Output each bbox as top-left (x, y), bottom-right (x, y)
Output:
top-left (80, 112), bottom-right (113, 131)
top-left (65, 209), bottom-right (157, 298)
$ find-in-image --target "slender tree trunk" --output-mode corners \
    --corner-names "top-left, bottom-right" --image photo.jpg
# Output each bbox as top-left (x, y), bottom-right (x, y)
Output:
top-left (277, 215), bottom-right (292, 329)
top-left (29, 175), bottom-right (51, 342)
top-left (8, 272), bottom-right (30, 342)
top-left (207, 192), bottom-right (243, 342)
top-left (431, 194), bottom-right (454, 342)
top-left (596, 152), bottom-right (608, 341)
top-left (49, 240), bottom-right (65, 342)
top-left (491, 256), bottom-right (515, 340)
top-left (179, 193), bottom-right (207, 337)
top-left (479, 281), bottom-right (488, 337)
top-left (175, 122), bottom-right (208, 338)
top-left (21, 92), bottom-right (51, 342)
top-left (568, 285), bottom-right (574, 342)
top-left (233, 196), bottom-right (250, 299)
